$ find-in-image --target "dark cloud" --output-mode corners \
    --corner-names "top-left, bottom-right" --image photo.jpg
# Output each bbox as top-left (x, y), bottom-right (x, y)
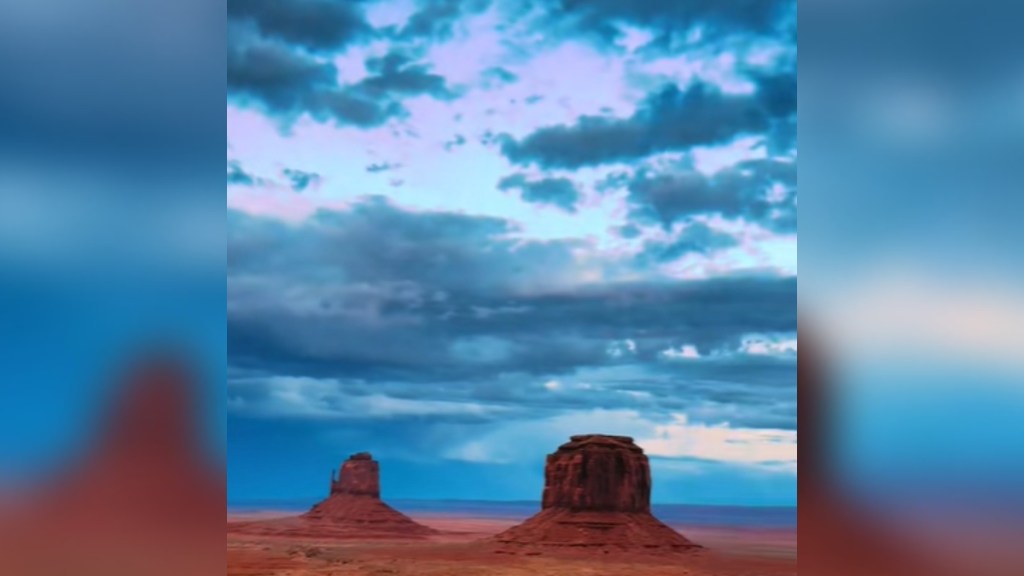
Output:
top-left (638, 222), bottom-right (739, 263)
top-left (444, 134), bottom-right (467, 151)
top-left (502, 80), bottom-right (781, 168)
top-left (483, 66), bottom-right (518, 86)
top-left (226, 37), bottom-right (338, 114)
top-left (497, 173), bottom-right (581, 212)
top-left (551, 0), bottom-right (794, 47)
top-left (357, 50), bottom-right (457, 100)
top-left (228, 198), bottom-right (795, 427)
top-left (396, 0), bottom-right (491, 41)
top-left (227, 160), bottom-right (261, 187)
top-left (227, 0), bottom-right (373, 52)
top-left (282, 168), bottom-right (322, 192)
top-left (627, 158), bottom-right (797, 232)
top-left (366, 161), bottom-right (401, 173)
top-left (227, 36), bottom-right (454, 128)
top-left (310, 89), bottom-right (407, 127)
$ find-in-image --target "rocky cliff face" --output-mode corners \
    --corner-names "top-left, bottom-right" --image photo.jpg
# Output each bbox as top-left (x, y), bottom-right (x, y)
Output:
top-left (541, 434), bottom-right (650, 513)
top-left (331, 452), bottom-right (380, 498)
top-left (492, 434), bottom-right (700, 554)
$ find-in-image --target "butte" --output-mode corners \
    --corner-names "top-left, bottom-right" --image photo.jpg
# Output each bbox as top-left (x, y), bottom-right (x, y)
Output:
top-left (0, 353), bottom-right (226, 575)
top-left (490, 434), bottom-right (701, 554)
top-left (229, 452), bottom-right (435, 540)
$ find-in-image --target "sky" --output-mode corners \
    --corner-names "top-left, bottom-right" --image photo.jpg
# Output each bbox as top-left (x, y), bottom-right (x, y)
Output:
top-left (226, 0), bottom-right (797, 506)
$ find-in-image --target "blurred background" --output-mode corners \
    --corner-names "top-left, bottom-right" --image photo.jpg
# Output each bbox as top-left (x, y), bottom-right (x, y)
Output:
top-left (800, 0), bottom-right (1024, 574)
top-left (0, 0), bottom-right (1022, 575)
top-left (0, 1), bottom-right (225, 574)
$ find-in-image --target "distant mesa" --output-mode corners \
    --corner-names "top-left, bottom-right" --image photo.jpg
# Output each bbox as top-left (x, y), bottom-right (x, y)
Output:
top-left (230, 452), bottom-right (435, 540)
top-left (491, 434), bottom-right (702, 554)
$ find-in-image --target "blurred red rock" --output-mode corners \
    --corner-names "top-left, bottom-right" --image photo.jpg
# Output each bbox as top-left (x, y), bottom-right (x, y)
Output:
top-left (0, 352), bottom-right (225, 575)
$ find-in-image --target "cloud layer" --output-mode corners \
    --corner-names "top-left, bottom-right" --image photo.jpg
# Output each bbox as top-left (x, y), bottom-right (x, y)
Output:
top-left (227, 0), bottom-right (797, 505)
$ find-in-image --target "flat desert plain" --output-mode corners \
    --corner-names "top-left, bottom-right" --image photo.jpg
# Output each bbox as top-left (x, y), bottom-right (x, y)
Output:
top-left (227, 511), bottom-right (796, 576)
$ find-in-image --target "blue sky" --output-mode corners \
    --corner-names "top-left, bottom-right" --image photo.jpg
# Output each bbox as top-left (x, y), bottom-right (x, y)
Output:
top-left (226, 0), bottom-right (797, 506)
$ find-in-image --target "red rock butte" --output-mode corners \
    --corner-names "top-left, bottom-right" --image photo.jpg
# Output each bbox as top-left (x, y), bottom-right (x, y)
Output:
top-left (0, 353), bottom-right (226, 575)
top-left (229, 452), bottom-right (435, 540)
top-left (491, 434), bottom-right (701, 554)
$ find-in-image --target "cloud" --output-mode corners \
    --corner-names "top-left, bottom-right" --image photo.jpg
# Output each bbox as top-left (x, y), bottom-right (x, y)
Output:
top-left (230, 375), bottom-right (505, 420)
top-left (357, 50), bottom-right (458, 100)
top-left (639, 413), bottom-right (796, 470)
top-left (227, 31), bottom-right (455, 128)
top-left (395, 0), bottom-right (491, 41)
top-left (228, 160), bottom-right (263, 187)
top-left (227, 0), bottom-right (373, 52)
top-left (228, 198), bottom-right (795, 429)
top-left (606, 339), bottom-right (637, 358)
top-left (226, 35), bottom-right (339, 116)
top-left (282, 168), bottom-right (322, 192)
top-left (482, 66), bottom-right (518, 86)
top-left (224, 0), bottom-right (798, 506)
top-left (739, 334), bottom-right (797, 357)
top-left (497, 173), bottom-right (582, 212)
top-left (637, 222), bottom-right (739, 263)
top-left (661, 344), bottom-right (700, 360)
top-left (626, 158), bottom-right (797, 232)
top-left (501, 79), bottom-right (787, 168)
top-left (442, 407), bottom-right (795, 471)
top-left (444, 134), bottom-right (467, 151)
top-left (816, 267), bottom-right (1024, 372)
top-left (551, 0), bottom-right (795, 48)
top-left (366, 161), bottom-right (402, 173)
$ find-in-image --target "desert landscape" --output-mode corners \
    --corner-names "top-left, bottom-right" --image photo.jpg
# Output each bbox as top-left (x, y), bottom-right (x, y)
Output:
top-left (224, 4), bottom-right (799, 575)
top-left (227, 436), bottom-right (796, 576)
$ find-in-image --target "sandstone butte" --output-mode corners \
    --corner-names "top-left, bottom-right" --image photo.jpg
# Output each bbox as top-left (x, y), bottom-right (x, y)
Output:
top-left (228, 452), bottom-right (436, 540)
top-left (490, 434), bottom-right (702, 554)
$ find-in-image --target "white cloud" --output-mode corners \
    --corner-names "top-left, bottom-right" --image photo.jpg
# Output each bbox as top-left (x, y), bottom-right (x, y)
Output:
top-left (814, 266), bottom-right (1024, 373)
top-left (443, 408), bottom-right (796, 473)
top-left (638, 414), bottom-right (797, 472)
top-left (606, 338), bottom-right (638, 358)
top-left (739, 335), bottom-right (798, 356)
top-left (661, 344), bottom-right (701, 360)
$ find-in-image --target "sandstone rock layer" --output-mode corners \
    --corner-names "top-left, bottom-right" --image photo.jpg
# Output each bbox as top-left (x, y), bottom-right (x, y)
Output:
top-left (492, 434), bottom-right (700, 554)
top-left (229, 452), bottom-right (435, 540)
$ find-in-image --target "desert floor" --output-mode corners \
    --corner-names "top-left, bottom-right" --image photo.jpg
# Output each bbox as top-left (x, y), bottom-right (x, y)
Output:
top-left (227, 512), bottom-right (796, 576)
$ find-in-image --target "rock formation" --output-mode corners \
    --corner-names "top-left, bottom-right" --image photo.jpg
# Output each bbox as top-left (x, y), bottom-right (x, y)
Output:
top-left (328, 452), bottom-right (379, 497)
top-left (491, 434), bottom-right (701, 554)
top-left (0, 352), bottom-right (226, 575)
top-left (229, 452), bottom-right (435, 540)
